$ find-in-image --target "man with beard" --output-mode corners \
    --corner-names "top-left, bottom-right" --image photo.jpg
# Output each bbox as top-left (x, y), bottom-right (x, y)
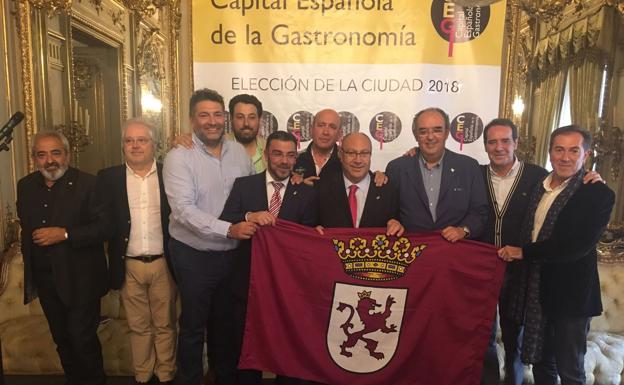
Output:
top-left (163, 88), bottom-right (256, 385)
top-left (16, 130), bottom-right (109, 385)
top-left (172, 93), bottom-right (267, 173)
top-left (226, 94), bottom-right (267, 173)
top-left (219, 131), bottom-right (317, 385)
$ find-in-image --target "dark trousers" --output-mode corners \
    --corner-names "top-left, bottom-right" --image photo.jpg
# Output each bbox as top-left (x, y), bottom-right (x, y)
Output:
top-left (532, 316), bottom-right (590, 385)
top-left (169, 239), bottom-right (234, 385)
top-left (33, 270), bottom-right (105, 385)
top-left (480, 312), bottom-right (500, 385)
top-left (500, 314), bottom-right (525, 385)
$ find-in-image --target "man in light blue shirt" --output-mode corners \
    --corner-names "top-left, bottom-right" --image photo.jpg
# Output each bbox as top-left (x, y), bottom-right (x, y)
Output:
top-left (163, 88), bottom-right (255, 385)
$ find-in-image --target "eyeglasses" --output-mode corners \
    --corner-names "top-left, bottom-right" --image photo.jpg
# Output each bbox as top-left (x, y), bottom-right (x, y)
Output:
top-left (123, 137), bottom-right (151, 146)
top-left (269, 151), bottom-right (297, 160)
top-left (415, 127), bottom-right (446, 137)
top-left (342, 150), bottom-right (372, 159)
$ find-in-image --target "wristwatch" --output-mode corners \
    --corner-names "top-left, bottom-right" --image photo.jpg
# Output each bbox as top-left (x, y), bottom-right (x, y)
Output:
top-left (64, 231), bottom-right (68, 240)
top-left (461, 226), bottom-right (470, 238)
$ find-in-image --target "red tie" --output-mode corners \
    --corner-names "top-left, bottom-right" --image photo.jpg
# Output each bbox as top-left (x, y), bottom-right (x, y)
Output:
top-left (269, 181), bottom-right (284, 217)
top-left (348, 184), bottom-right (358, 227)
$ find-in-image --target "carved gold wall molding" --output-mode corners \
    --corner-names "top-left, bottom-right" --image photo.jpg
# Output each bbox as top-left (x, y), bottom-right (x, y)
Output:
top-left (14, 0), bottom-right (36, 171)
top-left (28, 0), bottom-right (72, 17)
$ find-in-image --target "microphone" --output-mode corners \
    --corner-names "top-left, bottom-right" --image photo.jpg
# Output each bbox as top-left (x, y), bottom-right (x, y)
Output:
top-left (0, 111), bottom-right (25, 152)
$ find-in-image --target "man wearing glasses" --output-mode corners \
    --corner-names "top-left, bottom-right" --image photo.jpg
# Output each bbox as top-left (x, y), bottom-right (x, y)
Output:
top-left (386, 107), bottom-right (488, 241)
top-left (316, 132), bottom-right (404, 236)
top-left (96, 119), bottom-right (177, 385)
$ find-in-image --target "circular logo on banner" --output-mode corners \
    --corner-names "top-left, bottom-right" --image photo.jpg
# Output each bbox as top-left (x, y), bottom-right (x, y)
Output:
top-left (287, 111), bottom-right (314, 142)
top-left (369, 112), bottom-right (402, 144)
top-left (431, 1), bottom-right (491, 43)
top-left (450, 112), bottom-right (483, 144)
top-left (339, 111), bottom-right (360, 140)
top-left (259, 110), bottom-right (278, 138)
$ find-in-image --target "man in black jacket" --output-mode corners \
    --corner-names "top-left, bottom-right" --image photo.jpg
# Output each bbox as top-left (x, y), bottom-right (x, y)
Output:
top-left (17, 130), bottom-right (108, 385)
top-left (219, 131), bottom-right (317, 385)
top-left (499, 125), bottom-right (614, 385)
top-left (293, 109), bottom-right (342, 180)
top-left (97, 119), bottom-right (176, 385)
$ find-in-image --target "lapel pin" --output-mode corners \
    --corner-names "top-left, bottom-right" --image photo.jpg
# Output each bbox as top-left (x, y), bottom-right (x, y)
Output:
top-left (376, 195), bottom-right (380, 200)
top-left (293, 191), bottom-right (298, 195)
top-left (68, 182), bottom-right (73, 185)
top-left (450, 168), bottom-right (455, 173)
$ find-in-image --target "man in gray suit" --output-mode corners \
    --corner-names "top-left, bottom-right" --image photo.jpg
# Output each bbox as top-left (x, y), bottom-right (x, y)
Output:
top-left (385, 107), bottom-right (488, 241)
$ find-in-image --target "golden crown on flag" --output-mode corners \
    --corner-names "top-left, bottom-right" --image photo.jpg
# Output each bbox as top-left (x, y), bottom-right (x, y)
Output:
top-left (332, 235), bottom-right (426, 281)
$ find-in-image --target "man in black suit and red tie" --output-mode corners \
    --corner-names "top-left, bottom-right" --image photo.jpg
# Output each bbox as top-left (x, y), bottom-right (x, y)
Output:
top-left (96, 119), bottom-right (176, 385)
top-left (16, 130), bottom-right (109, 385)
top-left (317, 132), bottom-right (404, 235)
top-left (219, 130), bottom-right (317, 385)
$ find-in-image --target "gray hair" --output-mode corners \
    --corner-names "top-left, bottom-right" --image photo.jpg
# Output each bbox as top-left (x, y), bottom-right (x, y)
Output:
top-left (121, 118), bottom-right (158, 149)
top-left (31, 130), bottom-right (70, 157)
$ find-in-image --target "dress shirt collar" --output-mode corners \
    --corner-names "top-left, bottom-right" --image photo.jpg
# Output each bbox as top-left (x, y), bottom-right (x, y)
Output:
top-left (489, 157), bottom-right (520, 178)
top-left (265, 170), bottom-right (290, 187)
top-left (419, 150), bottom-right (445, 170)
top-left (542, 172), bottom-right (572, 193)
top-left (125, 160), bottom-right (157, 178)
top-left (192, 132), bottom-right (229, 157)
top-left (343, 172), bottom-right (370, 193)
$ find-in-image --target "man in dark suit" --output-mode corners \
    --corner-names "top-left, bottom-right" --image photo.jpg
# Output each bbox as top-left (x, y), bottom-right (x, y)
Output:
top-left (16, 130), bottom-right (108, 385)
top-left (499, 125), bottom-right (614, 385)
top-left (96, 119), bottom-right (176, 385)
top-left (219, 130), bottom-right (317, 385)
top-left (385, 107), bottom-right (488, 242)
top-left (317, 132), bottom-right (404, 235)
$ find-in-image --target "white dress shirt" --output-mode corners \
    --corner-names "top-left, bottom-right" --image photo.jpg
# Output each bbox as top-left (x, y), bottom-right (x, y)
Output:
top-left (343, 173), bottom-right (370, 228)
top-left (531, 173), bottom-right (571, 242)
top-left (266, 172), bottom-right (289, 207)
top-left (489, 158), bottom-right (521, 210)
top-left (126, 161), bottom-right (164, 256)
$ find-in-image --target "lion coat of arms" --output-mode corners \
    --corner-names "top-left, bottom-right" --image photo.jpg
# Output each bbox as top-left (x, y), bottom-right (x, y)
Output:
top-left (327, 283), bottom-right (407, 373)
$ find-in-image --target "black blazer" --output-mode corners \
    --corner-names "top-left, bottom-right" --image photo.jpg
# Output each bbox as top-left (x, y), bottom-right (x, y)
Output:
top-left (96, 163), bottom-right (171, 290)
top-left (523, 181), bottom-right (614, 317)
top-left (17, 167), bottom-right (109, 305)
top-left (220, 171), bottom-right (317, 298)
top-left (317, 171), bottom-right (399, 228)
top-left (220, 171), bottom-right (318, 226)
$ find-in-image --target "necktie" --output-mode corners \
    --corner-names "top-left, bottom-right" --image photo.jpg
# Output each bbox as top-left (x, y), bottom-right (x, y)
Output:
top-left (348, 184), bottom-right (358, 227)
top-left (269, 181), bottom-right (284, 217)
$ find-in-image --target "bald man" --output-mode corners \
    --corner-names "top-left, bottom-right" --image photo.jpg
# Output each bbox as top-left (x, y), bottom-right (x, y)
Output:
top-left (293, 109), bottom-right (342, 180)
top-left (317, 132), bottom-right (403, 235)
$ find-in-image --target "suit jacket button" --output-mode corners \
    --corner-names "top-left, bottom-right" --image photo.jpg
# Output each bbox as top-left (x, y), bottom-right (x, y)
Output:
top-left (124, 237), bottom-right (128, 242)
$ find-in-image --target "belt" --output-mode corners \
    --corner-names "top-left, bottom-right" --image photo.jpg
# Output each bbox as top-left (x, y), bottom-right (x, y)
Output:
top-left (126, 254), bottom-right (163, 263)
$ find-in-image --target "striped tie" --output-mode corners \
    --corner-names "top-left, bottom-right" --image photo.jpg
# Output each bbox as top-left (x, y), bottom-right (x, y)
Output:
top-left (269, 181), bottom-right (284, 217)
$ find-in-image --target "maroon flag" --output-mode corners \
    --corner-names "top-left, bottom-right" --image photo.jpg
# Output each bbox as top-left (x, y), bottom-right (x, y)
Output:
top-left (239, 220), bottom-right (505, 385)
